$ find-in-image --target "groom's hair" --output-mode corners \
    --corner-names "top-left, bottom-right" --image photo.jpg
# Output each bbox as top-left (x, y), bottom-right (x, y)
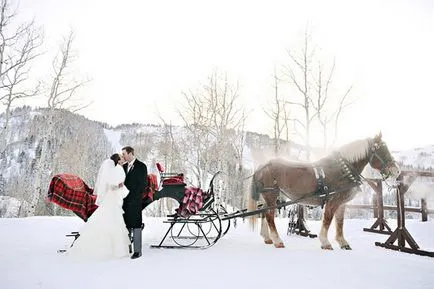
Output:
top-left (122, 146), bottom-right (134, 155)
top-left (110, 153), bottom-right (121, 165)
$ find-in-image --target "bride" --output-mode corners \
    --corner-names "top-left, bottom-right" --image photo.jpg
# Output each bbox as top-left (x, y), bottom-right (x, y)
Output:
top-left (69, 153), bottom-right (130, 262)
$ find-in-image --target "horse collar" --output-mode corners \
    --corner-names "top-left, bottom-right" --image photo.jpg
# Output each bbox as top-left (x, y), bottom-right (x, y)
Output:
top-left (313, 167), bottom-right (329, 208)
top-left (336, 154), bottom-right (362, 186)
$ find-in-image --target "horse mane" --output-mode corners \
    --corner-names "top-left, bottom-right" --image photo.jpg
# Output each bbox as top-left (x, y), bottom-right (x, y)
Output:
top-left (260, 157), bottom-right (310, 169)
top-left (335, 138), bottom-right (371, 162)
top-left (257, 138), bottom-right (373, 167)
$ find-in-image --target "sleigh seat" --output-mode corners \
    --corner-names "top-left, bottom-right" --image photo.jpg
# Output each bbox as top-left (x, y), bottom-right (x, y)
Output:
top-left (156, 163), bottom-right (186, 187)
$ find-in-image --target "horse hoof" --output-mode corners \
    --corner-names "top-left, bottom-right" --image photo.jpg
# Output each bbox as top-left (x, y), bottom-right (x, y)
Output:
top-left (274, 243), bottom-right (285, 248)
top-left (321, 245), bottom-right (333, 250)
top-left (264, 240), bottom-right (273, 245)
top-left (341, 245), bottom-right (352, 250)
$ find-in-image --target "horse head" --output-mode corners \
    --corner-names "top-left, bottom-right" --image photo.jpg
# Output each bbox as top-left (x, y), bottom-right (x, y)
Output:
top-left (368, 132), bottom-right (401, 180)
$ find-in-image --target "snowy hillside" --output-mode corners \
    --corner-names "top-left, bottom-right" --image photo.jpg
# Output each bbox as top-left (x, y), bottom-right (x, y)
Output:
top-left (0, 216), bottom-right (433, 289)
top-left (393, 145), bottom-right (434, 170)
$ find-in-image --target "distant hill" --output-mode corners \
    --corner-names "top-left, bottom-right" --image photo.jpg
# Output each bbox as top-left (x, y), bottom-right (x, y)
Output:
top-left (392, 146), bottom-right (434, 171)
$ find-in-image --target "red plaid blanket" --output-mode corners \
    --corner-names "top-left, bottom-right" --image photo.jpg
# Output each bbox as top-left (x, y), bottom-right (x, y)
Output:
top-left (47, 174), bottom-right (97, 221)
top-left (176, 187), bottom-right (206, 218)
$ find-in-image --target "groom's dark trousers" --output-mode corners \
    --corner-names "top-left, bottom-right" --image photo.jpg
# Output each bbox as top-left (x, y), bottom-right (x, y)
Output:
top-left (123, 159), bottom-right (147, 259)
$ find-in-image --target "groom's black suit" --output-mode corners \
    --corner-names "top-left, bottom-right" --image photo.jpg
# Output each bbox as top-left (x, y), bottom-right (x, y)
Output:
top-left (122, 159), bottom-right (147, 229)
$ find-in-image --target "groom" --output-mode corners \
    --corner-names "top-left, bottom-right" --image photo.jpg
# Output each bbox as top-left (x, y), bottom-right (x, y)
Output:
top-left (121, 146), bottom-right (148, 259)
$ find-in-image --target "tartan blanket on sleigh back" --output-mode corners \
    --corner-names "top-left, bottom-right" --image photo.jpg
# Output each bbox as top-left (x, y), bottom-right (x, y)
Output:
top-left (47, 173), bottom-right (160, 221)
top-left (47, 174), bottom-right (97, 221)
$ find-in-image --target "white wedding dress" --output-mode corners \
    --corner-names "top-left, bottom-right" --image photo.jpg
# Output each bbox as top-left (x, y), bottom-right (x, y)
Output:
top-left (68, 159), bottom-right (130, 262)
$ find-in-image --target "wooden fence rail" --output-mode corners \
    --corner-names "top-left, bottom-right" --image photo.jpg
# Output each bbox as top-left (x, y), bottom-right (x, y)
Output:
top-left (347, 201), bottom-right (433, 221)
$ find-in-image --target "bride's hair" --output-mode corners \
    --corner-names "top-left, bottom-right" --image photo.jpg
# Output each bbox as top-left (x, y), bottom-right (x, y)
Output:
top-left (110, 153), bottom-right (121, 166)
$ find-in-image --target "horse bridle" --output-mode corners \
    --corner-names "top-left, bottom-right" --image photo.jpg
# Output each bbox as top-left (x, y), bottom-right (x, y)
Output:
top-left (368, 140), bottom-right (396, 179)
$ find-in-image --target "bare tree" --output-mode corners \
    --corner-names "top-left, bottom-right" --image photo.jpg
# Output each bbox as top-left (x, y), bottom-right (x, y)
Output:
top-left (282, 26), bottom-right (354, 158)
top-left (204, 70), bottom-right (246, 172)
top-left (178, 88), bottom-right (213, 188)
top-left (28, 30), bottom-right (90, 216)
top-left (264, 66), bottom-right (290, 155)
top-left (0, 0), bottom-right (42, 154)
top-left (178, 69), bottom-right (247, 208)
top-left (156, 120), bottom-right (183, 216)
top-left (312, 59), bottom-right (354, 150)
top-left (47, 31), bottom-right (90, 111)
top-left (156, 115), bottom-right (183, 173)
top-left (282, 27), bottom-right (315, 160)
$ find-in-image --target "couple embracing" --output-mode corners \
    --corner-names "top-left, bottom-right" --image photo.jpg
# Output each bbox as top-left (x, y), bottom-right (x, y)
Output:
top-left (69, 146), bottom-right (148, 261)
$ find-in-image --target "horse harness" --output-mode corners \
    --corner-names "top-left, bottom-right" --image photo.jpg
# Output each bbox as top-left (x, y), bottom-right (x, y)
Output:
top-left (312, 154), bottom-right (366, 207)
top-left (313, 166), bottom-right (328, 208)
top-left (368, 140), bottom-right (396, 178)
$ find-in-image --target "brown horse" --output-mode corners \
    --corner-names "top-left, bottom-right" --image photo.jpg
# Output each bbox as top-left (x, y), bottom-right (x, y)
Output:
top-left (248, 133), bottom-right (401, 250)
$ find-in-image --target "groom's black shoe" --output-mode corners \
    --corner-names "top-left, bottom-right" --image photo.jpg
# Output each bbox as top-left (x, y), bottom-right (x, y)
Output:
top-left (131, 252), bottom-right (142, 259)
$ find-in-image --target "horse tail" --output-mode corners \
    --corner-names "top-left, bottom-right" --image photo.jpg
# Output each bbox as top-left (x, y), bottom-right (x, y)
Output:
top-left (247, 173), bottom-right (260, 231)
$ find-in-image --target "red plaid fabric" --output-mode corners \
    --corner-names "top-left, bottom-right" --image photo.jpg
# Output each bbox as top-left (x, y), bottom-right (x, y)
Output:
top-left (145, 173), bottom-right (159, 200)
top-left (47, 174), bottom-right (97, 221)
top-left (176, 187), bottom-right (205, 218)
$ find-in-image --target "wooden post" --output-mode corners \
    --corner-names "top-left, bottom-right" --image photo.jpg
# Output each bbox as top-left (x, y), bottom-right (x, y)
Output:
top-left (363, 179), bottom-right (392, 234)
top-left (375, 172), bottom-right (434, 257)
top-left (421, 198), bottom-right (428, 222)
top-left (287, 205), bottom-right (317, 238)
top-left (373, 193), bottom-right (379, 219)
top-left (377, 181), bottom-right (386, 231)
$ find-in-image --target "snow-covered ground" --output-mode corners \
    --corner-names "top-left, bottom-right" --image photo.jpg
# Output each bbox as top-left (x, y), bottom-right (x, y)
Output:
top-left (1, 217), bottom-right (433, 289)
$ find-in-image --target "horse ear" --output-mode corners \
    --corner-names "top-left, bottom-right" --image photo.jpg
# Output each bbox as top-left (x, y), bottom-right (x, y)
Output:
top-left (375, 131), bottom-right (382, 141)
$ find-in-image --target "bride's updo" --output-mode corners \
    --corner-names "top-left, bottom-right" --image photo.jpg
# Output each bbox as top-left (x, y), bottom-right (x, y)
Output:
top-left (110, 153), bottom-right (121, 166)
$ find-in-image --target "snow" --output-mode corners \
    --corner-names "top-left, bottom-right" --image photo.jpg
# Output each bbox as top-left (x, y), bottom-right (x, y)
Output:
top-left (134, 125), bottom-right (161, 135)
top-left (393, 145), bottom-right (434, 169)
top-left (1, 158), bottom-right (20, 180)
top-left (103, 128), bottom-right (122, 152)
top-left (1, 216), bottom-right (433, 289)
top-left (407, 180), bottom-right (434, 211)
top-left (27, 147), bottom-right (36, 159)
top-left (242, 143), bottom-right (255, 171)
top-left (0, 196), bottom-right (21, 217)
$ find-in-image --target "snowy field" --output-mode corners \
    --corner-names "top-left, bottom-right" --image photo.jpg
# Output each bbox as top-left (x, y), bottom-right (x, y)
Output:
top-left (1, 216), bottom-right (433, 289)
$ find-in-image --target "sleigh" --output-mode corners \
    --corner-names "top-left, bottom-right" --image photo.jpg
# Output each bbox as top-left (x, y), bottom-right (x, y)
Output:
top-left (47, 163), bottom-right (230, 249)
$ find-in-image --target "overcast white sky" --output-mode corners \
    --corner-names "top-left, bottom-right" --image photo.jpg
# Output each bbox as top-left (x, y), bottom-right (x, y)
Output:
top-left (12, 0), bottom-right (434, 151)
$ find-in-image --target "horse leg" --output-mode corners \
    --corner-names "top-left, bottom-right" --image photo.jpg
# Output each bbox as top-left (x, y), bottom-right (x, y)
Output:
top-left (335, 204), bottom-right (351, 250)
top-left (319, 202), bottom-right (339, 250)
top-left (260, 214), bottom-right (273, 244)
top-left (264, 209), bottom-right (284, 248)
top-left (261, 193), bottom-right (284, 248)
